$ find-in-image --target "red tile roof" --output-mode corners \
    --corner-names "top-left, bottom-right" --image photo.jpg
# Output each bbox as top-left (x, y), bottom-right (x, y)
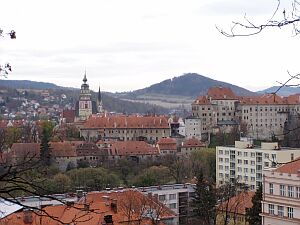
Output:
top-left (50, 141), bottom-right (77, 157)
top-left (218, 191), bottom-right (255, 215)
top-left (207, 87), bottom-right (237, 100)
top-left (193, 96), bottom-right (211, 105)
top-left (110, 141), bottom-right (159, 156)
top-left (274, 157), bottom-right (300, 174)
top-left (10, 143), bottom-right (40, 159)
top-left (182, 138), bottom-right (206, 148)
top-left (2, 190), bottom-right (175, 225)
top-left (193, 88), bottom-right (300, 105)
top-left (83, 115), bottom-right (170, 129)
top-left (157, 138), bottom-right (177, 151)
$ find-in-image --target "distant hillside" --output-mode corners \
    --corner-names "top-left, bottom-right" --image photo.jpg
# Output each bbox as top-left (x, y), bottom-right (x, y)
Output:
top-left (0, 80), bottom-right (60, 89)
top-left (0, 80), bottom-right (169, 114)
top-left (258, 86), bottom-right (300, 96)
top-left (119, 73), bottom-right (255, 98)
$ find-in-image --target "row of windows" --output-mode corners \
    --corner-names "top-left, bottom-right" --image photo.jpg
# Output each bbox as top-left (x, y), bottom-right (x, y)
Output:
top-left (219, 150), bottom-right (275, 160)
top-left (269, 183), bottom-right (300, 198)
top-left (244, 106), bottom-right (299, 112)
top-left (244, 115), bottom-right (284, 121)
top-left (158, 193), bottom-right (177, 201)
top-left (108, 129), bottom-right (164, 134)
top-left (268, 204), bottom-right (294, 218)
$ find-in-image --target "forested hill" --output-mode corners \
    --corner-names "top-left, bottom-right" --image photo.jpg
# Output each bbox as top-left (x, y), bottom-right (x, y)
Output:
top-left (0, 80), bottom-right (169, 114)
top-left (0, 80), bottom-right (61, 89)
top-left (120, 73), bottom-right (255, 98)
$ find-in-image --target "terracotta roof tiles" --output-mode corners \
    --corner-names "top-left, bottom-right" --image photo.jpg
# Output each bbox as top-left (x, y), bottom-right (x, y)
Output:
top-left (218, 191), bottom-right (255, 215)
top-left (207, 87), bottom-right (237, 100)
top-left (110, 141), bottom-right (159, 156)
top-left (182, 138), bottom-right (206, 148)
top-left (83, 115), bottom-right (169, 129)
top-left (2, 190), bottom-right (175, 225)
top-left (274, 157), bottom-right (300, 174)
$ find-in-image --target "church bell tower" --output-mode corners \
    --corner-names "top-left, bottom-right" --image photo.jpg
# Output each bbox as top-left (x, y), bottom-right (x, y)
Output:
top-left (78, 72), bottom-right (93, 120)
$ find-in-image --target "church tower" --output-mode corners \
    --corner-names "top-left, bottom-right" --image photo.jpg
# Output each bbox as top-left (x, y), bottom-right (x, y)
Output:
top-left (97, 86), bottom-right (104, 113)
top-left (78, 72), bottom-right (93, 120)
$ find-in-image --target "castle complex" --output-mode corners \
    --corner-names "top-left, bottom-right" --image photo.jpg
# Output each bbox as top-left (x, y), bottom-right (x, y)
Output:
top-left (192, 87), bottom-right (300, 140)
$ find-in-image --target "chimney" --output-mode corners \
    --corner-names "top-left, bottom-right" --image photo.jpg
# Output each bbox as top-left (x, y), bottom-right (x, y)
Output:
top-left (104, 215), bottom-right (114, 224)
top-left (83, 203), bottom-right (90, 211)
top-left (23, 210), bottom-right (33, 224)
top-left (110, 199), bottom-right (117, 213)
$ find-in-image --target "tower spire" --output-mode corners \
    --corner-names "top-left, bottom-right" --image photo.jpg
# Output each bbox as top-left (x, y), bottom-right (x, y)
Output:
top-left (83, 70), bottom-right (87, 83)
top-left (97, 84), bottom-right (104, 113)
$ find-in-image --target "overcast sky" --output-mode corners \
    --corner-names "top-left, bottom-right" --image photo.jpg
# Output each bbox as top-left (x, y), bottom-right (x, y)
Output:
top-left (1, 0), bottom-right (300, 93)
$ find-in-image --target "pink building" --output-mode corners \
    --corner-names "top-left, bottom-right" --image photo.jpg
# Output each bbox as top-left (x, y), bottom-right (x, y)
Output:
top-left (261, 158), bottom-right (300, 225)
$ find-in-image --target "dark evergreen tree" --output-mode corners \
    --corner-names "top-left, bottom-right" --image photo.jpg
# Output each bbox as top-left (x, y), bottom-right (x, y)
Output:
top-left (193, 170), bottom-right (217, 225)
top-left (246, 184), bottom-right (262, 225)
top-left (40, 126), bottom-right (52, 166)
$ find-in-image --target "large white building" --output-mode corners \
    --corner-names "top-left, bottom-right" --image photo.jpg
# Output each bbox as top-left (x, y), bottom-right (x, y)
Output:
top-left (261, 158), bottom-right (300, 225)
top-left (192, 87), bottom-right (300, 140)
top-left (216, 140), bottom-right (300, 190)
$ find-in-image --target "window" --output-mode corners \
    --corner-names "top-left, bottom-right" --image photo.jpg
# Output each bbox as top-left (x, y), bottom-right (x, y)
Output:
top-left (225, 166), bottom-right (229, 171)
top-left (238, 159), bottom-right (242, 164)
top-left (219, 150), bottom-right (223, 155)
top-left (251, 160), bottom-right (255, 166)
top-left (269, 183), bottom-right (274, 195)
top-left (296, 187), bottom-right (300, 198)
top-left (169, 203), bottom-right (177, 209)
top-left (251, 169), bottom-right (255, 174)
top-left (251, 177), bottom-right (255, 182)
top-left (237, 151), bottom-right (242, 156)
top-left (287, 207), bottom-right (294, 218)
top-left (244, 160), bottom-right (248, 165)
top-left (225, 158), bottom-right (229, 163)
top-left (219, 158), bottom-right (223, 162)
top-left (288, 186), bottom-right (294, 197)
top-left (251, 152), bottom-right (255, 158)
top-left (244, 168), bottom-right (248, 173)
top-left (219, 165), bottom-right (223, 170)
top-left (268, 204), bottom-right (274, 215)
top-left (225, 150), bottom-right (229, 155)
top-left (169, 194), bottom-right (176, 200)
top-left (278, 206), bottom-right (284, 217)
top-left (237, 167), bottom-right (242, 172)
top-left (280, 185), bottom-right (285, 196)
top-left (159, 195), bottom-right (166, 201)
top-left (244, 152), bottom-right (248, 157)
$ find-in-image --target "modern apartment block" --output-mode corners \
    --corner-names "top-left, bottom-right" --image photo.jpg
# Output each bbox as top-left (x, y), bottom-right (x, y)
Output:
top-left (138, 183), bottom-right (196, 225)
top-left (216, 140), bottom-right (300, 190)
top-left (261, 158), bottom-right (300, 225)
top-left (192, 87), bottom-right (300, 140)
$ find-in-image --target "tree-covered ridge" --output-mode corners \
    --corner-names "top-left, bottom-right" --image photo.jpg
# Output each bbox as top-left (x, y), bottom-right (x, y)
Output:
top-left (121, 73), bottom-right (255, 98)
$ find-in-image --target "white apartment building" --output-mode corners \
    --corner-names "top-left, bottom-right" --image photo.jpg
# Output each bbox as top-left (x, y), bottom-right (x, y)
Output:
top-left (138, 184), bottom-right (196, 225)
top-left (261, 158), bottom-right (300, 225)
top-left (216, 140), bottom-right (300, 190)
top-left (184, 116), bottom-right (202, 140)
